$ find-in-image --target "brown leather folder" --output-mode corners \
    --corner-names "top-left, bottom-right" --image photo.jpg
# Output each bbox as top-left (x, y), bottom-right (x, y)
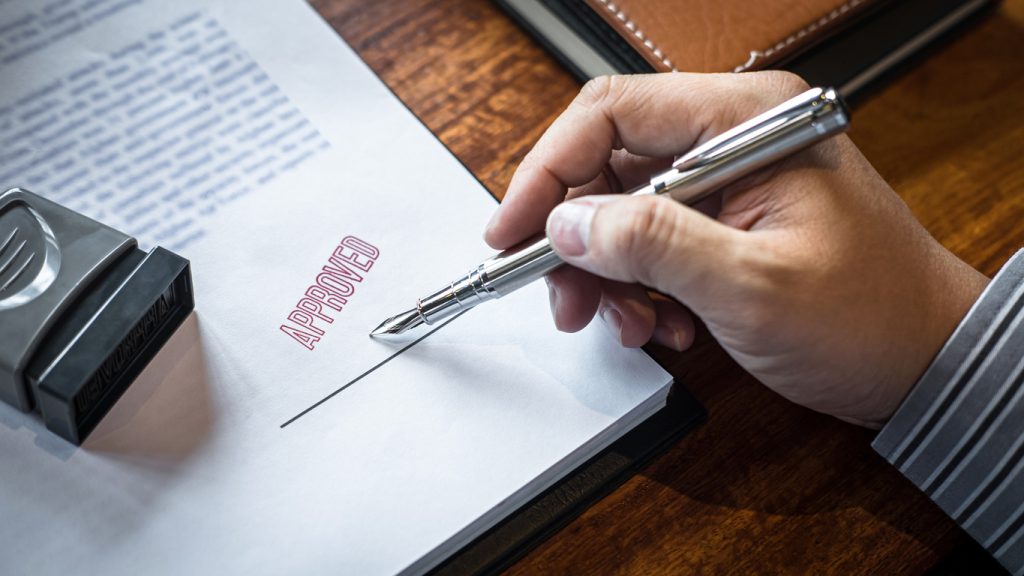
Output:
top-left (583, 0), bottom-right (877, 74)
top-left (499, 0), bottom-right (997, 100)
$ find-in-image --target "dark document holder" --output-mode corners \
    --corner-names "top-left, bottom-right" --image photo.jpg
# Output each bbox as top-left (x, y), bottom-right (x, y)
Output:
top-left (432, 383), bottom-right (705, 575)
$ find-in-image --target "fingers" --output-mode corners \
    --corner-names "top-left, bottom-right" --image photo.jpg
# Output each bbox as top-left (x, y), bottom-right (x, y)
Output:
top-left (485, 71), bottom-right (811, 249)
top-left (546, 268), bottom-right (697, 351)
top-left (545, 265), bottom-right (601, 332)
top-left (650, 295), bottom-right (696, 352)
top-left (596, 280), bottom-right (657, 347)
top-left (546, 194), bottom-right (744, 308)
top-left (566, 150), bottom-right (672, 200)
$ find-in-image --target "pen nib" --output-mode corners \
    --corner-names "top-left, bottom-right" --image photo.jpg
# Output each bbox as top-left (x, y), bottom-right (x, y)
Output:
top-left (369, 309), bottom-right (425, 338)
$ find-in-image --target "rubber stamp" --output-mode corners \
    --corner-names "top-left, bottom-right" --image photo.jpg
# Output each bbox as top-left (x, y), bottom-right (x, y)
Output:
top-left (0, 188), bottom-right (194, 444)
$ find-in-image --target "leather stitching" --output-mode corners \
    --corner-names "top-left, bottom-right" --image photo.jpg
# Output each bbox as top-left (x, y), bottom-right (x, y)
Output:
top-left (733, 0), bottom-right (864, 72)
top-left (593, 0), bottom-right (678, 71)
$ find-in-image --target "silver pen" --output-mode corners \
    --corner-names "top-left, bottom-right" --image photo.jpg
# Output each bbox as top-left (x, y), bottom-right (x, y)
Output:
top-left (370, 86), bottom-right (850, 337)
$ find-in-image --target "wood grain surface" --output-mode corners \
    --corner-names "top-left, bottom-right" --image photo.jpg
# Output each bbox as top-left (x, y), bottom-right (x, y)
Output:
top-left (311, 0), bottom-right (1024, 573)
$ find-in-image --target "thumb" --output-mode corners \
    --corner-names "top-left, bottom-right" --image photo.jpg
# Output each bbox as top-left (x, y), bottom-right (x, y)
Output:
top-left (545, 195), bottom-right (743, 302)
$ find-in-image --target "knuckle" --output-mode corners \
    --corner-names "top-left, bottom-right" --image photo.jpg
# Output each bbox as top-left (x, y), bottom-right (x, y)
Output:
top-left (693, 71), bottom-right (812, 144)
top-left (577, 74), bottom-right (628, 112)
top-left (757, 70), bottom-right (811, 99)
top-left (578, 75), bottom-right (614, 107)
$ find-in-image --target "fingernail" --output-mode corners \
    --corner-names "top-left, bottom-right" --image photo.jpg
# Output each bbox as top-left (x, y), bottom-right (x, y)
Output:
top-left (599, 306), bottom-right (623, 343)
top-left (546, 277), bottom-right (559, 314)
top-left (547, 201), bottom-right (596, 257)
top-left (652, 324), bottom-right (686, 352)
top-left (484, 209), bottom-right (501, 239)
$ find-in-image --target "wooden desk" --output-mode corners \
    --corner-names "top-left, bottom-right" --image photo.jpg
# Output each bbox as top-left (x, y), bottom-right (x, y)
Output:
top-left (312, 1), bottom-right (1024, 572)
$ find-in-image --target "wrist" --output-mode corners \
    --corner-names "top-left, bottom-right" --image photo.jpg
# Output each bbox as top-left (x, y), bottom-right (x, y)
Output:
top-left (878, 246), bottom-right (989, 426)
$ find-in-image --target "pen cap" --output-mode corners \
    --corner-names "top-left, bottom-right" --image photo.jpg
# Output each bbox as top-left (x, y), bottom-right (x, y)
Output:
top-left (659, 87), bottom-right (850, 204)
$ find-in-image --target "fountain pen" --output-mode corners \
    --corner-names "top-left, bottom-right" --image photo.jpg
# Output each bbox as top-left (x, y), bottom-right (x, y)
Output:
top-left (370, 86), bottom-right (849, 338)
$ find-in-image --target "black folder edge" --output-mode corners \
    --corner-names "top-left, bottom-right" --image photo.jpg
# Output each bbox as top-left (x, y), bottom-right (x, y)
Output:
top-left (429, 383), bottom-right (706, 576)
top-left (496, 0), bottom-right (999, 104)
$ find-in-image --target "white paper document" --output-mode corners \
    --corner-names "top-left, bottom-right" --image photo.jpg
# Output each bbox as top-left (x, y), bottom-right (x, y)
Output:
top-left (0, 1), bottom-right (674, 574)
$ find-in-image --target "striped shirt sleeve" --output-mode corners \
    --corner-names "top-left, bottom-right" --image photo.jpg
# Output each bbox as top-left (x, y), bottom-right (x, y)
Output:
top-left (873, 250), bottom-right (1024, 575)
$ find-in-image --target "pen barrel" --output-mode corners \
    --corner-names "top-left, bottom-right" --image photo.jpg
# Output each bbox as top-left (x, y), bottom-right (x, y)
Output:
top-left (416, 237), bottom-right (561, 325)
top-left (479, 236), bottom-right (562, 296)
top-left (415, 87), bottom-right (849, 326)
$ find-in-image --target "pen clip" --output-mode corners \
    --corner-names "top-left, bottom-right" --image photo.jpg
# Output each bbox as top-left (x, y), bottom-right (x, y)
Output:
top-left (638, 86), bottom-right (849, 204)
top-left (670, 87), bottom-right (849, 174)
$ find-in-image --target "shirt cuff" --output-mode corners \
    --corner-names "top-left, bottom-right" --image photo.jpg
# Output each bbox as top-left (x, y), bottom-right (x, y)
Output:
top-left (873, 249), bottom-right (1024, 575)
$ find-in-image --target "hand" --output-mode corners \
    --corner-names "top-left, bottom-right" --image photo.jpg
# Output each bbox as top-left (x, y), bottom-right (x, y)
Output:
top-left (484, 72), bottom-right (989, 428)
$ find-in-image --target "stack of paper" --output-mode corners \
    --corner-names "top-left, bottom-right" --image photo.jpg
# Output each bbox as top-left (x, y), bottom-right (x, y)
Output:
top-left (0, 0), bottom-right (673, 573)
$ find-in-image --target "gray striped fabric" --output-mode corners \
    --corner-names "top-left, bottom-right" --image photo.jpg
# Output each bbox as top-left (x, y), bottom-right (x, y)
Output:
top-left (874, 250), bottom-right (1024, 575)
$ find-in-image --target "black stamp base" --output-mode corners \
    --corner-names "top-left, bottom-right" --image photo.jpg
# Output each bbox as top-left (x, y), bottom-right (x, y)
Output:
top-left (24, 247), bottom-right (194, 445)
